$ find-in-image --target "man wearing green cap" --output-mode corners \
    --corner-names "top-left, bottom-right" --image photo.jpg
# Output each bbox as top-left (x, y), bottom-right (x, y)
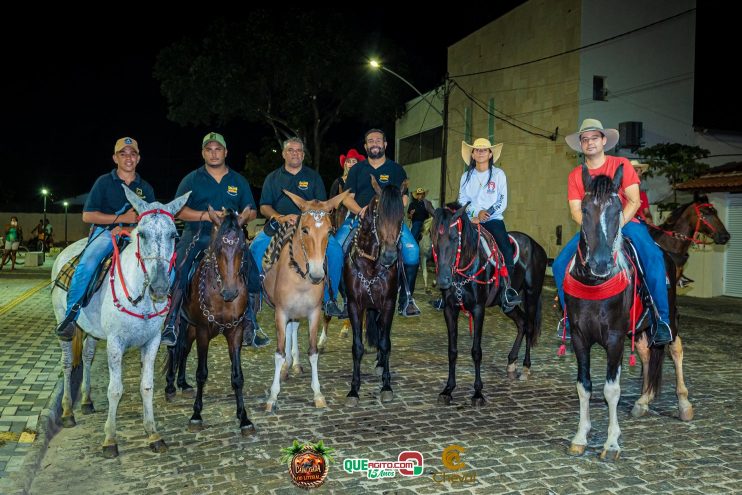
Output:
top-left (161, 132), bottom-right (270, 348)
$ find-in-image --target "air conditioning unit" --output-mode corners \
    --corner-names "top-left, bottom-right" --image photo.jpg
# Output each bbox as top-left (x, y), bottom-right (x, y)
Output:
top-left (619, 121), bottom-right (643, 150)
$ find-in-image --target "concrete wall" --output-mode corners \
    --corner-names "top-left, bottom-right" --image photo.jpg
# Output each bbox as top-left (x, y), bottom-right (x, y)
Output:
top-left (446, 0), bottom-right (582, 259)
top-left (0, 212), bottom-right (89, 245)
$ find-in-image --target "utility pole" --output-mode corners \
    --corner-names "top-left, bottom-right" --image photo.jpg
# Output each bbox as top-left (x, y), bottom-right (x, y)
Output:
top-left (439, 77), bottom-right (450, 206)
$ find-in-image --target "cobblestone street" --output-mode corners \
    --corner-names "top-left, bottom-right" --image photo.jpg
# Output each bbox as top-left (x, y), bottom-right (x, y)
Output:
top-left (1, 262), bottom-right (741, 494)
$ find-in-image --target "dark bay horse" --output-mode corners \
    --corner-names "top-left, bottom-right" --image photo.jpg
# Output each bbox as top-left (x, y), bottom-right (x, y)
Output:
top-left (166, 207), bottom-right (256, 435)
top-left (344, 179), bottom-right (405, 406)
top-left (431, 204), bottom-right (547, 407)
top-left (564, 165), bottom-right (674, 461)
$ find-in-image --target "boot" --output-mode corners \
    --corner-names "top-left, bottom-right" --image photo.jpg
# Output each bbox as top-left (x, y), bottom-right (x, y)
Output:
top-left (650, 319), bottom-right (673, 346)
top-left (160, 288), bottom-right (184, 347)
top-left (429, 298), bottom-right (444, 311)
top-left (55, 303), bottom-right (81, 341)
top-left (244, 293), bottom-right (270, 348)
top-left (398, 264), bottom-right (421, 317)
top-left (323, 299), bottom-right (348, 319)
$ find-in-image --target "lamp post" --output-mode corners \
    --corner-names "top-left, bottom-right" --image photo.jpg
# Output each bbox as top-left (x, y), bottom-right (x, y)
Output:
top-left (41, 188), bottom-right (49, 252)
top-left (368, 60), bottom-right (449, 203)
top-left (63, 201), bottom-right (69, 246)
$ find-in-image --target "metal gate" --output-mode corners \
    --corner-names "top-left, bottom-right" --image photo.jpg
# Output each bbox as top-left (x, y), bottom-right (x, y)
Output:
top-left (724, 194), bottom-right (742, 297)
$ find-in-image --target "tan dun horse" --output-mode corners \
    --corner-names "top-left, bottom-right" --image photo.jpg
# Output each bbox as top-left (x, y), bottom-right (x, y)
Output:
top-left (262, 190), bottom-right (349, 412)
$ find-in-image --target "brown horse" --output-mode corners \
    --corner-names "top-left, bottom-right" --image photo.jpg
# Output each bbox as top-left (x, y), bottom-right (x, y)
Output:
top-left (262, 190), bottom-right (349, 412)
top-left (345, 178), bottom-right (405, 406)
top-left (167, 207), bottom-right (256, 435)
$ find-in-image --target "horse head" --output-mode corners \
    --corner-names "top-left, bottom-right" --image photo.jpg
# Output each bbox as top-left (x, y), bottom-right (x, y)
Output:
top-left (122, 187), bottom-right (190, 302)
top-left (431, 202), bottom-right (468, 289)
top-left (691, 194), bottom-right (731, 244)
top-left (284, 189), bottom-right (350, 284)
top-left (363, 176), bottom-right (404, 268)
top-left (579, 165), bottom-right (624, 278)
top-left (206, 206), bottom-right (249, 302)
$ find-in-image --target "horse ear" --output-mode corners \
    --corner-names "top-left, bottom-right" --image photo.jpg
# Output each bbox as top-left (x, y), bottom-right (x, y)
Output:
top-left (613, 164), bottom-right (624, 191)
top-left (323, 190), bottom-right (351, 212)
top-left (237, 205), bottom-right (252, 227)
top-left (400, 179), bottom-right (409, 196)
top-left (370, 175), bottom-right (382, 196)
top-left (207, 205), bottom-right (222, 226)
top-left (122, 185), bottom-right (149, 214)
top-left (453, 202), bottom-right (469, 222)
top-left (581, 164), bottom-right (592, 191)
top-left (164, 191), bottom-right (191, 218)
top-left (283, 189), bottom-right (309, 212)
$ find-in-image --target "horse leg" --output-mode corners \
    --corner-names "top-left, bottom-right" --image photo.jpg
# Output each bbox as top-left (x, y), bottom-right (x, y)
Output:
top-left (421, 254), bottom-right (428, 290)
top-left (318, 314), bottom-right (330, 353)
top-left (377, 309), bottom-right (394, 403)
top-left (266, 313), bottom-right (288, 413)
top-left (438, 304), bottom-right (460, 405)
top-left (345, 301), bottom-right (364, 407)
top-left (59, 340), bottom-right (76, 428)
top-left (670, 335), bottom-right (693, 421)
top-left (340, 319), bottom-right (350, 338)
top-left (102, 339), bottom-right (125, 458)
top-left (140, 336), bottom-right (167, 452)
top-left (229, 327), bottom-right (255, 435)
top-left (569, 336), bottom-right (592, 456)
top-left (189, 326), bottom-right (209, 431)
top-left (631, 334), bottom-right (653, 418)
top-left (505, 307), bottom-right (527, 380)
top-left (281, 320), bottom-right (293, 381)
top-left (291, 322), bottom-right (302, 376)
top-left (471, 306), bottom-right (486, 407)
top-left (80, 336), bottom-right (97, 414)
top-left (165, 346), bottom-right (177, 401)
top-left (307, 310), bottom-right (326, 408)
top-left (600, 346), bottom-right (623, 462)
top-left (178, 334), bottom-right (195, 395)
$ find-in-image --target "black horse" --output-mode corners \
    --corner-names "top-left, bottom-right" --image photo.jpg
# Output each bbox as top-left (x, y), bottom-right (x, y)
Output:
top-left (564, 165), bottom-right (672, 461)
top-left (344, 179), bottom-right (405, 406)
top-left (431, 203), bottom-right (547, 406)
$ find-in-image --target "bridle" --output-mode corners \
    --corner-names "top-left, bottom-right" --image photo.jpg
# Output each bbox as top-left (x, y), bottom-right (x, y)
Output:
top-left (350, 198), bottom-right (402, 263)
top-left (648, 202), bottom-right (719, 245)
top-left (289, 209), bottom-right (331, 280)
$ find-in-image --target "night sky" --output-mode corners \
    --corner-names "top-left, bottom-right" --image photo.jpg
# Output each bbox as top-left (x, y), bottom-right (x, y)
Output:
top-left (0, 4), bottom-right (732, 213)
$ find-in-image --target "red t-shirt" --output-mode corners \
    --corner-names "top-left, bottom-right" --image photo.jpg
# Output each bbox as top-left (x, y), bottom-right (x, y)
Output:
top-left (567, 155), bottom-right (641, 221)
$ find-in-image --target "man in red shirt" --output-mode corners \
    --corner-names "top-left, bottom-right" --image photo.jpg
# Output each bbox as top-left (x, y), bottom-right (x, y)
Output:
top-left (552, 119), bottom-right (672, 346)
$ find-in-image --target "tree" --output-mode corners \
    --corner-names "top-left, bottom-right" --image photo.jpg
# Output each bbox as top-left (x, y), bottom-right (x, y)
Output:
top-left (637, 143), bottom-right (710, 209)
top-left (153, 11), bottom-right (407, 177)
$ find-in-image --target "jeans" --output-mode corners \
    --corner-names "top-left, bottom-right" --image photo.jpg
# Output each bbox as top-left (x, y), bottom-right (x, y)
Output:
top-left (553, 222), bottom-right (669, 322)
top-left (65, 227), bottom-right (117, 315)
top-left (249, 230), bottom-right (343, 303)
top-left (336, 216), bottom-right (420, 266)
top-left (410, 220), bottom-right (423, 243)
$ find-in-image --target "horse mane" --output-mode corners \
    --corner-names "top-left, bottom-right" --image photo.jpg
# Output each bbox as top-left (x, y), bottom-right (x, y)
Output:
top-left (262, 221), bottom-right (297, 273)
top-left (662, 201), bottom-right (695, 228)
top-left (586, 174), bottom-right (616, 201)
top-left (377, 185), bottom-right (403, 229)
top-left (440, 202), bottom-right (479, 263)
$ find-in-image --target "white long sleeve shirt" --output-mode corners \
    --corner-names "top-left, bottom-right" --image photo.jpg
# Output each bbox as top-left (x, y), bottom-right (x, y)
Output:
top-left (458, 167), bottom-right (508, 221)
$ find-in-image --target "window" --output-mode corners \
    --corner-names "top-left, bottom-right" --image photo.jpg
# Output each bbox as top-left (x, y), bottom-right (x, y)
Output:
top-left (398, 126), bottom-right (443, 164)
top-left (593, 76), bottom-right (607, 101)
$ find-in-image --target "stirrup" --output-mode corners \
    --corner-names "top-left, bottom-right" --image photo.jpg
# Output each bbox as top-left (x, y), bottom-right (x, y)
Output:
top-left (556, 317), bottom-right (571, 341)
top-left (55, 304), bottom-right (81, 341)
top-left (650, 320), bottom-right (673, 346)
top-left (399, 298), bottom-right (421, 317)
top-left (251, 327), bottom-right (271, 348)
top-left (161, 322), bottom-right (177, 347)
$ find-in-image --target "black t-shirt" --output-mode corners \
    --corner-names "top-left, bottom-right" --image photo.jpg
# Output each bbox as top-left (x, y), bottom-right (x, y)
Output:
top-left (260, 165), bottom-right (327, 215)
top-left (344, 159), bottom-right (407, 209)
top-left (84, 169), bottom-right (156, 228)
top-left (407, 199), bottom-right (430, 222)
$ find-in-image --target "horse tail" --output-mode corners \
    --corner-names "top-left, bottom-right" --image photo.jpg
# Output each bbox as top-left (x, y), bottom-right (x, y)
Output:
top-left (646, 344), bottom-right (665, 396)
top-left (523, 234), bottom-right (547, 347)
top-left (529, 292), bottom-right (543, 347)
top-left (365, 309), bottom-right (379, 348)
top-left (71, 326), bottom-right (84, 368)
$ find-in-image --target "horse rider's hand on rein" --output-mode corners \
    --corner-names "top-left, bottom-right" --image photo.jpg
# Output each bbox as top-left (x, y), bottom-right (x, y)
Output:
top-left (477, 210), bottom-right (490, 223)
top-left (279, 214), bottom-right (299, 225)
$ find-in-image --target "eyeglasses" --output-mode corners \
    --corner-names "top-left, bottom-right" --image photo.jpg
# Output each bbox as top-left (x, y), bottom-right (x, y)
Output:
top-left (286, 148), bottom-right (304, 154)
top-left (580, 136), bottom-right (603, 145)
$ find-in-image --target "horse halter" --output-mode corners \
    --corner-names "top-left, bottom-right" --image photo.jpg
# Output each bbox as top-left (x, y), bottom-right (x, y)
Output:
top-left (351, 199), bottom-right (402, 263)
top-left (289, 209), bottom-right (330, 280)
top-left (650, 202), bottom-right (719, 245)
top-left (204, 226), bottom-right (245, 293)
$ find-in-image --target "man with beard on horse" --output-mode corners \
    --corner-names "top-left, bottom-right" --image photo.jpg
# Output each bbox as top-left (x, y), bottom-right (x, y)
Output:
top-left (249, 136), bottom-right (347, 319)
top-left (552, 119), bottom-right (672, 346)
top-left (160, 132), bottom-right (268, 348)
top-left (335, 128), bottom-right (422, 317)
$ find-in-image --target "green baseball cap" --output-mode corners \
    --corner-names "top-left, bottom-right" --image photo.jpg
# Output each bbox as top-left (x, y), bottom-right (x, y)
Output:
top-left (202, 132), bottom-right (227, 149)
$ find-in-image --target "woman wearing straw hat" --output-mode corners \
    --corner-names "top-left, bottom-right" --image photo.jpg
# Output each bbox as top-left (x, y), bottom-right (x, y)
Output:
top-left (458, 138), bottom-right (521, 310)
top-left (408, 187), bottom-right (431, 243)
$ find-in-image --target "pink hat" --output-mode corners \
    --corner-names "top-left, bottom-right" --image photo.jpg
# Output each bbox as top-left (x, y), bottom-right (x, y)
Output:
top-left (339, 148), bottom-right (365, 169)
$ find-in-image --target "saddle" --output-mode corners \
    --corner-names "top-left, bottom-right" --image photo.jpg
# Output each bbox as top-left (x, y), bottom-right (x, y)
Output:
top-left (54, 253), bottom-right (115, 308)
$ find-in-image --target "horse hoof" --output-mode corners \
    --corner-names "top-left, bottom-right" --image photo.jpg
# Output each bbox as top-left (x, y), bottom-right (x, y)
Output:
top-left (165, 392), bottom-right (177, 403)
top-left (568, 444), bottom-right (586, 456)
top-left (102, 444), bottom-right (119, 459)
top-left (599, 449), bottom-right (620, 462)
top-left (438, 394), bottom-right (452, 406)
top-left (507, 370), bottom-right (518, 380)
top-left (340, 328), bottom-right (349, 338)
top-left (149, 439), bottom-right (168, 453)
top-left (181, 387), bottom-right (196, 398)
top-left (280, 370), bottom-right (289, 381)
top-left (81, 402), bottom-right (95, 415)
top-left (61, 415), bottom-right (76, 428)
top-left (471, 396), bottom-right (486, 407)
top-left (345, 396), bottom-right (359, 408)
top-left (292, 364), bottom-right (303, 375)
top-left (265, 402), bottom-right (277, 413)
top-left (631, 403), bottom-right (648, 418)
top-left (241, 424), bottom-right (257, 436)
top-left (380, 390), bottom-right (393, 403)
top-left (679, 405), bottom-right (694, 422)
top-left (518, 368), bottom-right (531, 381)
top-left (188, 420), bottom-right (204, 432)
top-left (375, 366), bottom-right (384, 377)
top-left (315, 396), bottom-right (327, 408)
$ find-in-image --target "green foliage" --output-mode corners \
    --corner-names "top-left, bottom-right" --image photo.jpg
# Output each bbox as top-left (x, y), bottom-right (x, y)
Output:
top-left (637, 143), bottom-right (710, 207)
top-left (279, 440), bottom-right (335, 466)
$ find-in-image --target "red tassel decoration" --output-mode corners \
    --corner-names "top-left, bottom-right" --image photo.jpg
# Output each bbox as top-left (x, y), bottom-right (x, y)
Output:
top-left (629, 354), bottom-right (636, 367)
top-left (557, 344), bottom-right (566, 356)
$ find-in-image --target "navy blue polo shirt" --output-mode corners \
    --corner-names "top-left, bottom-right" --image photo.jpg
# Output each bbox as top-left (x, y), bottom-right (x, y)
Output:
top-left (260, 165), bottom-right (327, 216)
top-left (176, 166), bottom-right (256, 234)
top-left (84, 170), bottom-right (156, 227)
top-left (344, 159), bottom-right (407, 209)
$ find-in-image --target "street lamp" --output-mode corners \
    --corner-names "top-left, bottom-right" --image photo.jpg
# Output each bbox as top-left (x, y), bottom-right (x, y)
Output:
top-left (63, 201), bottom-right (69, 246)
top-left (41, 188), bottom-right (49, 252)
top-left (368, 59), bottom-right (450, 203)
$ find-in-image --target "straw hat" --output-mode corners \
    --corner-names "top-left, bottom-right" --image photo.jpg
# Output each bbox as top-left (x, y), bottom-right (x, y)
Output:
top-left (461, 138), bottom-right (503, 165)
top-left (564, 118), bottom-right (619, 152)
top-left (630, 159), bottom-right (649, 172)
top-left (412, 187), bottom-right (428, 198)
